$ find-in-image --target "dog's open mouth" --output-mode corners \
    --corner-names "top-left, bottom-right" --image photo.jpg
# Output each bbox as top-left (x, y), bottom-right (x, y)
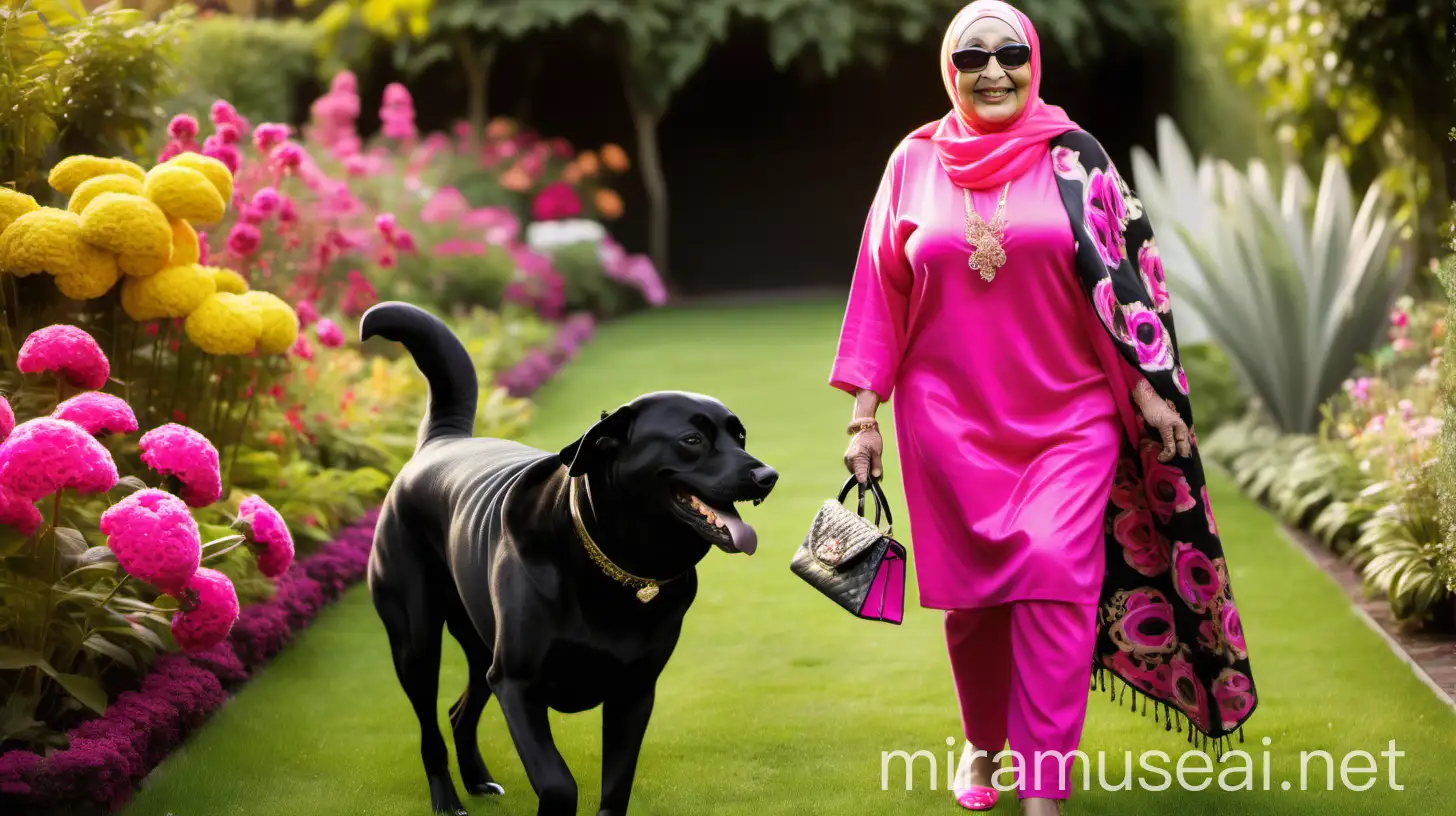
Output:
top-left (672, 490), bottom-right (758, 555)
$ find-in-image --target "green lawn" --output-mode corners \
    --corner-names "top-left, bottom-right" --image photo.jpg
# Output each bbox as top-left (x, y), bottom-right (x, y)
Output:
top-left (123, 299), bottom-right (1455, 815)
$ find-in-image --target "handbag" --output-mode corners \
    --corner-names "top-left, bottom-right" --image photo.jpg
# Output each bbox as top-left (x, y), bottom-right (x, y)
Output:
top-left (790, 474), bottom-right (907, 624)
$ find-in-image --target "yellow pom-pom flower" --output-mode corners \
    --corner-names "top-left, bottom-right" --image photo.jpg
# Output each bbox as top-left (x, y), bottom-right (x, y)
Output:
top-left (170, 220), bottom-right (201, 266)
top-left (144, 165), bottom-right (226, 225)
top-left (161, 153), bottom-right (234, 204)
top-left (121, 264), bottom-right (218, 321)
top-left (242, 291), bottom-right (299, 355)
top-left (0, 208), bottom-right (83, 277)
top-left (48, 155), bottom-right (145, 195)
top-left (0, 188), bottom-right (40, 234)
top-left (68, 174), bottom-right (146, 215)
top-left (79, 193), bottom-right (173, 276)
top-left (184, 292), bottom-right (262, 355)
top-left (55, 244), bottom-right (122, 300)
top-left (206, 266), bottom-right (248, 294)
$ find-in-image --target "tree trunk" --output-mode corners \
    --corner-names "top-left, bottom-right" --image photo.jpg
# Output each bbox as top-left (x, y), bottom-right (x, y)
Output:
top-left (457, 37), bottom-right (499, 131)
top-left (619, 53), bottom-right (675, 296)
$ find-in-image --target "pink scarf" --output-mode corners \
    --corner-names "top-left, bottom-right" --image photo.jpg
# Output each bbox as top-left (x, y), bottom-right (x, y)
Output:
top-left (909, 0), bottom-right (1080, 190)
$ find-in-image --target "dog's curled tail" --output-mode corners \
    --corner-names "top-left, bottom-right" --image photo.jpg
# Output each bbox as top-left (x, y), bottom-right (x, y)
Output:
top-left (359, 301), bottom-right (477, 449)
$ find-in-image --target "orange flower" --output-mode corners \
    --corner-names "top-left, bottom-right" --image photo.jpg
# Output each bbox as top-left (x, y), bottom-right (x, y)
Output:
top-left (485, 117), bottom-right (516, 140)
top-left (561, 164), bottom-right (583, 184)
top-left (601, 143), bottom-right (630, 173)
top-left (576, 151), bottom-right (600, 176)
top-left (594, 189), bottom-right (624, 220)
top-left (500, 165), bottom-right (532, 192)
top-left (266, 430), bottom-right (285, 448)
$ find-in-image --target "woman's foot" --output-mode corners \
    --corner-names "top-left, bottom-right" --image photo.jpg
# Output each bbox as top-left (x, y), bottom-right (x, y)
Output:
top-left (953, 742), bottom-right (999, 811)
top-left (1019, 797), bottom-right (1063, 815)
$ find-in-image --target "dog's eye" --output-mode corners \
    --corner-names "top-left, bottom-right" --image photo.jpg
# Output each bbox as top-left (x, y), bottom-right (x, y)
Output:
top-left (681, 434), bottom-right (703, 446)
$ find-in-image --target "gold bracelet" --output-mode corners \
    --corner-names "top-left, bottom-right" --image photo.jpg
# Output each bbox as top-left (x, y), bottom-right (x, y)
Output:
top-left (846, 417), bottom-right (879, 436)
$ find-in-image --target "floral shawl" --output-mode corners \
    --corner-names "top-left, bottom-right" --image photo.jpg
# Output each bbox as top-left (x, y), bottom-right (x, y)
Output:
top-left (1048, 129), bottom-right (1258, 749)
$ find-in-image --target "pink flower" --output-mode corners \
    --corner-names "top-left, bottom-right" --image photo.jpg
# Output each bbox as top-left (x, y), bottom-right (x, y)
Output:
top-left (139, 423), bottom-right (222, 508)
top-left (420, 187), bottom-right (469, 223)
top-left (314, 318), bottom-right (345, 349)
top-left (1084, 167), bottom-right (1128, 268)
top-left (240, 204), bottom-right (266, 224)
top-left (393, 229), bottom-right (416, 253)
top-left (278, 195), bottom-right (298, 224)
top-left (250, 187), bottom-right (282, 216)
top-left (295, 299), bottom-right (319, 327)
top-left (215, 123), bottom-right (241, 145)
top-left (252, 123), bottom-right (289, 153)
top-left (17, 324), bottom-right (110, 390)
top-left (52, 392), bottom-right (139, 437)
top-left (100, 488), bottom-right (202, 594)
top-left (1123, 304), bottom-right (1174, 371)
top-left (1345, 377), bottom-right (1372, 403)
top-left (227, 223), bottom-right (262, 257)
top-left (531, 182), bottom-right (582, 221)
top-left (1390, 309), bottom-right (1409, 329)
top-left (271, 143), bottom-right (305, 172)
top-left (0, 396), bottom-right (13, 442)
top-left (210, 100), bottom-right (242, 128)
top-left (0, 484), bottom-right (41, 536)
top-left (1140, 439), bottom-right (1197, 522)
top-left (168, 114), bottom-right (199, 141)
top-left (1139, 239), bottom-right (1169, 312)
top-left (238, 495), bottom-right (294, 578)
top-left (202, 139), bottom-right (241, 175)
top-left (291, 334), bottom-right (315, 361)
top-left (169, 567), bottom-right (240, 652)
top-left (0, 418), bottom-right (118, 500)
top-left (196, 230), bottom-right (209, 265)
top-left (375, 213), bottom-right (398, 239)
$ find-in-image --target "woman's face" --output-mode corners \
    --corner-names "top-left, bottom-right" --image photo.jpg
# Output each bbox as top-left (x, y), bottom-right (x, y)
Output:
top-left (954, 17), bottom-right (1031, 129)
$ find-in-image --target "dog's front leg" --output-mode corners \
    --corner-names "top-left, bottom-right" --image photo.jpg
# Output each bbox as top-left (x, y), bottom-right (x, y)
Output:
top-left (493, 680), bottom-right (577, 816)
top-left (597, 683), bottom-right (657, 816)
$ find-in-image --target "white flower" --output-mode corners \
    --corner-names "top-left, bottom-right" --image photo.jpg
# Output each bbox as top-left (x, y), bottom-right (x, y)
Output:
top-left (525, 218), bottom-right (606, 251)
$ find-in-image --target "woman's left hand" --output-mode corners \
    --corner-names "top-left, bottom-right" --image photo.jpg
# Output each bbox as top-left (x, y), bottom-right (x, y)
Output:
top-left (1132, 379), bottom-right (1190, 462)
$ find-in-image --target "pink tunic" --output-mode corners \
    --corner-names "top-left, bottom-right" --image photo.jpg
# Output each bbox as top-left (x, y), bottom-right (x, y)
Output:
top-left (830, 137), bottom-right (1123, 610)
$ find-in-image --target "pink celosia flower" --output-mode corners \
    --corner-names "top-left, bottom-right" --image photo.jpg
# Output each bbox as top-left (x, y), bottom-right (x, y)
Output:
top-left (202, 139), bottom-right (241, 175)
top-left (239, 205), bottom-right (266, 225)
top-left (0, 484), bottom-right (41, 536)
top-left (271, 143), bottom-right (304, 172)
top-left (375, 213), bottom-right (397, 239)
top-left (250, 187), bottom-right (282, 216)
top-left (53, 392), bottom-right (139, 437)
top-left (531, 182), bottom-right (582, 221)
top-left (1390, 310), bottom-right (1409, 329)
top-left (295, 300), bottom-right (319, 327)
top-left (314, 318), bottom-right (345, 349)
top-left (0, 418), bottom-right (118, 500)
top-left (0, 396), bottom-right (13, 442)
top-left (252, 123), bottom-right (289, 153)
top-left (99, 488), bottom-right (202, 594)
top-left (17, 325), bottom-right (110, 390)
top-left (227, 223), bottom-right (262, 257)
top-left (216, 123), bottom-right (241, 145)
top-left (238, 495), bottom-right (294, 578)
top-left (278, 196), bottom-right (298, 224)
top-left (169, 115), bottom-right (199, 141)
top-left (138, 423), bottom-right (222, 508)
top-left (394, 229), bottom-right (416, 253)
top-left (210, 100), bottom-right (241, 127)
top-left (169, 567), bottom-right (240, 652)
top-left (291, 334), bottom-right (315, 361)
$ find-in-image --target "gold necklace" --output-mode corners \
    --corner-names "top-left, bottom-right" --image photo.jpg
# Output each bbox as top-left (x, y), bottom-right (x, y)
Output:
top-left (964, 182), bottom-right (1011, 282)
top-left (568, 476), bottom-right (671, 603)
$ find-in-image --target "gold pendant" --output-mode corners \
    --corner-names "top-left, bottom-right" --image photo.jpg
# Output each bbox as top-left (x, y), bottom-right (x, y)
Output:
top-left (965, 184), bottom-right (1010, 282)
top-left (636, 584), bottom-right (660, 603)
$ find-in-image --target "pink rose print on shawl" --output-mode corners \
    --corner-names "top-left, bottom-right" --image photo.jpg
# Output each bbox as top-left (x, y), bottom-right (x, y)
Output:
top-left (1122, 302), bottom-right (1175, 371)
top-left (1202, 486), bottom-right (1218, 535)
top-left (1174, 366), bottom-right (1190, 395)
top-left (1220, 598), bottom-right (1247, 660)
top-left (1212, 668), bottom-right (1255, 731)
top-left (1139, 239), bottom-right (1170, 313)
top-left (1103, 649), bottom-right (1172, 699)
top-left (1106, 588), bottom-right (1178, 659)
top-left (1169, 647), bottom-right (1211, 729)
top-left (1139, 439), bottom-right (1197, 522)
top-left (1092, 279), bottom-right (1127, 341)
top-left (1051, 146), bottom-right (1085, 182)
top-left (1108, 453), bottom-right (1146, 511)
top-left (1114, 507), bottom-right (1168, 577)
top-left (1171, 541), bottom-right (1223, 613)
top-left (1084, 168), bottom-right (1127, 268)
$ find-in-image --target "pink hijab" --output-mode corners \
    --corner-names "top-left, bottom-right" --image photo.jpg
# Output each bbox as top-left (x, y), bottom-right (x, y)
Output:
top-left (908, 0), bottom-right (1079, 190)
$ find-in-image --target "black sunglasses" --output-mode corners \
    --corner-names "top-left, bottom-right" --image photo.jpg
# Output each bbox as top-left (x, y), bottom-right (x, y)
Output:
top-left (951, 43), bottom-right (1031, 73)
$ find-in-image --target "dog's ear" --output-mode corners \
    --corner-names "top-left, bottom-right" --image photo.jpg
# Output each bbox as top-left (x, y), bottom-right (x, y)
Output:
top-left (559, 405), bottom-right (635, 476)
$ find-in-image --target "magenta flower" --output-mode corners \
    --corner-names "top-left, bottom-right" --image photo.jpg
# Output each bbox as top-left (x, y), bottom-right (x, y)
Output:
top-left (138, 423), bottom-right (222, 508)
top-left (17, 324), bottom-right (111, 390)
top-left (1390, 309), bottom-right (1409, 329)
top-left (169, 567), bottom-right (240, 652)
top-left (0, 484), bottom-right (41, 536)
top-left (1084, 168), bottom-right (1128, 268)
top-left (291, 334), bottom-right (315, 361)
top-left (250, 187), bottom-right (282, 217)
top-left (53, 392), bottom-right (139, 437)
top-left (227, 223), bottom-right (262, 257)
top-left (210, 100), bottom-right (242, 129)
top-left (168, 114), bottom-right (200, 141)
top-left (215, 123), bottom-right (242, 145)
top-left (0, 395), bottom-right (13, 442)
top-left (314, 318), bottom-right (345, 349)
top-left (295, 299), bottom-right (319, 327)
top-left (531, 182), bottom-right (582, 221)
top-left (253, 123), bottom-right (289, 153)
top-left (239, 495), bottom-right (294, 578)
top-left (279, 196), bottom-right (298, 224)
top-left (100, 488), bottom-right (202, 594)
top-left (375, 213), bottom-right (398, 239)
top-left (271, 143), bottom-right (304, 173)
top-left (0, 417), bottom-right (118, 500)
top-left (202, 138), bottom-right (241, 175)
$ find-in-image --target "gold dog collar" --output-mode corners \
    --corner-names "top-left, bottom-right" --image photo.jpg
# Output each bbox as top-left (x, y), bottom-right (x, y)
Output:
top-left (568, 476), bottom-right (673, 603)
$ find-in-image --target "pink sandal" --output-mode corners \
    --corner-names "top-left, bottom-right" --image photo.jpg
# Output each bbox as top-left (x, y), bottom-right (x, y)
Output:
top-left (955, 786), bottom-right (999, 811)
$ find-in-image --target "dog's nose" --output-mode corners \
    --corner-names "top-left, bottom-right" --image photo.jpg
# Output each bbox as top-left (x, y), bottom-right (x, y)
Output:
top-left (751, 466), bottom-right (778, 490)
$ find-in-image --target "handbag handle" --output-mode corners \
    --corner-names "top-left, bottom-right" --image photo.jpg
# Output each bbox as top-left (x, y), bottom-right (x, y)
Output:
top-left (836, 475), bottom-right (894, 533)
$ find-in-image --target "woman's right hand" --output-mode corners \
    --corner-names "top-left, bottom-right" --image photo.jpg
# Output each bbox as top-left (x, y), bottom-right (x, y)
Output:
top-left (844, 427), bottom-right (884, 484)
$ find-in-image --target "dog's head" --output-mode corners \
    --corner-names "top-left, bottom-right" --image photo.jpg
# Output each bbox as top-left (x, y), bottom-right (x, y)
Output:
top-left (558, 391), bottom-right (776, 555)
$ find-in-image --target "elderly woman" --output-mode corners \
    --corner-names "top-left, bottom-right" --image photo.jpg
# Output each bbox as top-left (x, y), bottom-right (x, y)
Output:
top-left (829, 2), bottom-right (1258, 812)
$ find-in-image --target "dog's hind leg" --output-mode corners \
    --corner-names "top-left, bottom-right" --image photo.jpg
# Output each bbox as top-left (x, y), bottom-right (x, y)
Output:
top-left (372, 561), bottom-right (466, 816)
top-left (444, 600), bottom-right (503, 798)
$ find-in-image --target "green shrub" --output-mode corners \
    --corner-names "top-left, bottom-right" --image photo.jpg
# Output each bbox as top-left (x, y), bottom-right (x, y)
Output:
top-left (1436, 244), bottom-right (1456, 597)
top-left (1181, 342), bottom-right (1246, 433)
top-left (162, 14), bottom-right (321, 126)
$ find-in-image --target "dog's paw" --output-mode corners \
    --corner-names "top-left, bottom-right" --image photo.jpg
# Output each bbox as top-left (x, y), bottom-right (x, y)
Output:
top-left (468, 781), bottom-right (505, 796)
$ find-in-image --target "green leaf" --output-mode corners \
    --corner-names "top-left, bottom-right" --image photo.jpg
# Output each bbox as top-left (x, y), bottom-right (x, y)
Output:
top-left (99, 624), bottom-right (165, 651)
top-left (53, 672), bottom-right (108, 714)
top-left (82, 633), bottom-right (137, 671)
top-left (113, 475), bottom-right (149, 496)
top-left (53, 527), bottom-right (89, 558)
top-left (0, 644), bottom-right (48, 671)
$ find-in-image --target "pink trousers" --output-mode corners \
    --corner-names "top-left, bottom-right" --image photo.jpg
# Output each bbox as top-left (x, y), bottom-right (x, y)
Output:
top-left (945, 601), bottom-right (1097, 800)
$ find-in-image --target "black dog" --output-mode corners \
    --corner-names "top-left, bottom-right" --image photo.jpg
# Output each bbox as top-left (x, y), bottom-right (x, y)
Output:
top-left (359, 302), bottom-right (777, 816)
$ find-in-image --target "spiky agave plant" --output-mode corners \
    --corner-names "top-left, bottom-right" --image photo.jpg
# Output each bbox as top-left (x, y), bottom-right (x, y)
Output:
top-left (1130, 115), bottom-right (1414, 433)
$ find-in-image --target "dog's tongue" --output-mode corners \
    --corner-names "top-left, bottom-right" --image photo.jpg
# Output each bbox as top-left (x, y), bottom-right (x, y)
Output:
top-left (708, 502), bottom-right (756, 555)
